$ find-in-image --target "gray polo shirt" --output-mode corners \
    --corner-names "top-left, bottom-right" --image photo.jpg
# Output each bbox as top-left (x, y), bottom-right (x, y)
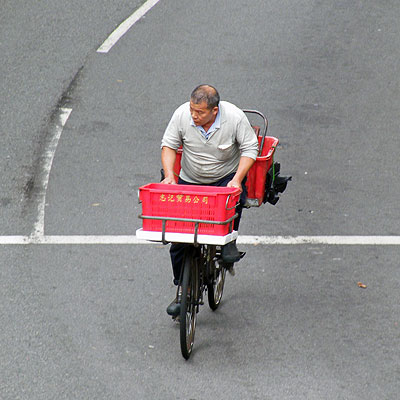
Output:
top-left (161, 101), bottom-right (259, 184)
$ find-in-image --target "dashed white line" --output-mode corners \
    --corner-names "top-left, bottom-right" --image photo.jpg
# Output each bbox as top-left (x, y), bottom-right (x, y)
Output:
top-left (1, 235), bottom-right (400, 245)
top-left (31, 107), bottom-right (72, 239)
top-left (97, 0), bottom-right (161, 53)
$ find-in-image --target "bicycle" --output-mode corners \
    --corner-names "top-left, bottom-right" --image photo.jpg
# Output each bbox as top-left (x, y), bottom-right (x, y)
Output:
top-left (136, 110), bottom-right (290, 359)
top-left (137, 184), bottom-right (240, 359)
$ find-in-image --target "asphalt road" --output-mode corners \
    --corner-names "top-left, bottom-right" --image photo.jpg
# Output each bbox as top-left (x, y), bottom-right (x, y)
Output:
top-left (1, 0), bottom-right (399, 399)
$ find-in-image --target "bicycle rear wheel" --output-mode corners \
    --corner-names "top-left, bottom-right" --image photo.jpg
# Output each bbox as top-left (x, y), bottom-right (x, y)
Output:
top-left (179, 247), bottom-right (198, 360)
top-left (207, 260), bottom-right (226, 311)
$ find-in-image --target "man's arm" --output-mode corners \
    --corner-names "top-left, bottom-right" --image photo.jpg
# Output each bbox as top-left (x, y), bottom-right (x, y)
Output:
top-left (161, 146), bottom-right (177, 184)
top-left (227, 156), bottom-right (255, 190)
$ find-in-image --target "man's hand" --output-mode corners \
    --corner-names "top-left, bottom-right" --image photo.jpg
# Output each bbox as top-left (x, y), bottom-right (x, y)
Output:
top-left (227, 179), bottom-right (243, 193)
top-left (161, 175), bottom-right (177, 185)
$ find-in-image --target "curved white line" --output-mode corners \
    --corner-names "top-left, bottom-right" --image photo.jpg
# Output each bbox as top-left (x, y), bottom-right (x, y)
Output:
top-left (31, 108), bottom-right (72, 238)
top-left (97, 0), bottom-right (161, 53)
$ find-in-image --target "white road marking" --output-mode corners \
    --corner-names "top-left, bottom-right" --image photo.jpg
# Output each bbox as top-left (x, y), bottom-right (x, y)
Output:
top-left (31, 108), bottom-right (72, 238)
top-left (237, 235), bottom-right (400, 245)
top-left (1, 235), bottom-right (400, 245)
top-left (97, 0), bottom-right (161, 53)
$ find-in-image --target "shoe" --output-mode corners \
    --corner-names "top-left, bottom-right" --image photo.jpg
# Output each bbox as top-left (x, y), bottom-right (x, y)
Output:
top-left (221, 241), bottom-right (241, 263)
top-left (166, 287), bottom-right (182, 317)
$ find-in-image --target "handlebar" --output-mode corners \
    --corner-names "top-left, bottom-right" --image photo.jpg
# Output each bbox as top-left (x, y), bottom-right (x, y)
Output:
top-left (242, 109), bottom-right (269, 157)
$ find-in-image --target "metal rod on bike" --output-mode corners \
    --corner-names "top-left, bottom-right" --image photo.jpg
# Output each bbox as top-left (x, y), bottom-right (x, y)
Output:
top-left (139, 212), bottom-right (239, 242)
top-left (194, 222), bottom-right (199, 246)
top-left (139, 214), bottom-right (238, 226)
top-left (225, 193), bottom-right (240, 211)
top-left (162, 220), bottom-right (167, 245)
top-left (242, 109), bottom-right (268, 157)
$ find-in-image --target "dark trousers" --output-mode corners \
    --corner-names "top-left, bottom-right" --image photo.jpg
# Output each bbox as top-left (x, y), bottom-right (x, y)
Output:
top-left (170, 173), bottom-right (247, 285)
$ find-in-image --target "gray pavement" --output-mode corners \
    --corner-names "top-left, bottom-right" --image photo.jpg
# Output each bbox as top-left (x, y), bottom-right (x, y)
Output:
top-left (1, 0), bottom-right (399, 399)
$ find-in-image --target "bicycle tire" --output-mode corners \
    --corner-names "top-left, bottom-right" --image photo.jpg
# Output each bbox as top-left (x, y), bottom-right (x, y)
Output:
top-left (207, 260), bottom-right (226, 311)
top-left (179, 247), bottom-right (198, 360)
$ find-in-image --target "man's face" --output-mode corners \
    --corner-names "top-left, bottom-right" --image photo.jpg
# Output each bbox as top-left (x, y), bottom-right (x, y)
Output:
top-left (190, 100), bottom-right (218, 128)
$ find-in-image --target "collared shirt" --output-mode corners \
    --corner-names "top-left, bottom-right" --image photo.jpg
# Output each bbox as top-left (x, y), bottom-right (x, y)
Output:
top-left (161, 101), bottom-right (259, 184)
top-left (190, 108), bottom-right (221, 140)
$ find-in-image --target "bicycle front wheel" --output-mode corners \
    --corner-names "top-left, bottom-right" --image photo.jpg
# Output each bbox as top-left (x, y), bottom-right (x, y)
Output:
top-left (179, 247), bottom-right (198, 360)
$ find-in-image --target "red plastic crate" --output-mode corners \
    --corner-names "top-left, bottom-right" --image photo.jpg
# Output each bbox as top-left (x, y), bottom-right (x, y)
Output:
top-left (139, 184), bottom-right (240, 235)
top-left (245, 135), bottom-right (279, 205)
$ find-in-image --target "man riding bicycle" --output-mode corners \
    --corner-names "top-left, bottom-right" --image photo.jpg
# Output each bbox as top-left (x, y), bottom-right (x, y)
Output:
top-left (161, 84), bottom-right (259, 317)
